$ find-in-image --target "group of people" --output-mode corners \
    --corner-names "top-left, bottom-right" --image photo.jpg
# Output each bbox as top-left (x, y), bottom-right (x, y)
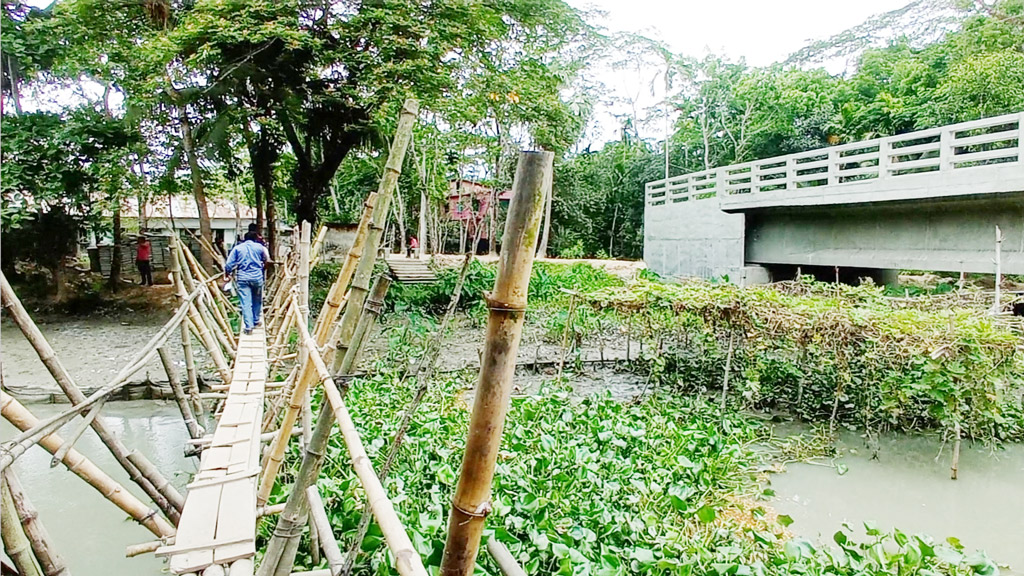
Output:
top-left (133, 224), bottom-right (271, 335)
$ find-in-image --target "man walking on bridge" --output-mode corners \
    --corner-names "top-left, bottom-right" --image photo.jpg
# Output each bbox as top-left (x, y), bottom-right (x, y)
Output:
top-left (225, 231), bottom-right (271, 335)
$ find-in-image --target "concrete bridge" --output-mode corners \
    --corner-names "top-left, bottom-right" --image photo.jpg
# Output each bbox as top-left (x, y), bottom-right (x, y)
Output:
top-left (644, 112), bottom-right (1024, 284)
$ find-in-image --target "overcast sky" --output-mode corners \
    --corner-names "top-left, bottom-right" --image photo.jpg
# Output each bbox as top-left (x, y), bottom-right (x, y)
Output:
top-left (568, 0), bottom-right (915, 145)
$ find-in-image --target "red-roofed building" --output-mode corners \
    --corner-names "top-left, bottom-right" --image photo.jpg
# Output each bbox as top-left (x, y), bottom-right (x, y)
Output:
top-left (447, 180), bottom-right (512, 243)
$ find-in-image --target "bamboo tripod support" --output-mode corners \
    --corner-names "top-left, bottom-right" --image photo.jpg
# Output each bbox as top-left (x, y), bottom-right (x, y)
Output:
top-left (312, 193), bottom-right (376, 343)
top-left (0, 272), bottom-right (182, 525)
top-left (258, 277), bottom-right (421, 576)
top-left (440, 151), bottom-right (552, 576)
top-left (0, 392), bottom-right (176, 538)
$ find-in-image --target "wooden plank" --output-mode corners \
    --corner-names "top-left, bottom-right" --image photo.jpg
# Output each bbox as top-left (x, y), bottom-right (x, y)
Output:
top-left (163, 483), bottom-right (222, 573)
top-left (213, 477), bottom-right (258, 564)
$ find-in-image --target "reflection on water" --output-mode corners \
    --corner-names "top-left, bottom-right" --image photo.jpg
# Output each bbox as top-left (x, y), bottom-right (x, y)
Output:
top-left (2, 401), bottom-right (198, 576)
top-left (769, 428), bottom-right (1024, 571)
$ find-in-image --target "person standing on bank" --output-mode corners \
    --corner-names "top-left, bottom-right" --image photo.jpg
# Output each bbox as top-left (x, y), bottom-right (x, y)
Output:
top-left (136, 236), bottom-right (153, 286)
top-left (225, 231), bottom-right (271, 334)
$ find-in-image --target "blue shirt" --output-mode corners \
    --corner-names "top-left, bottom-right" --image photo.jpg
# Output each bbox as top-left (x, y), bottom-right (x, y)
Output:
top-left (225, 240), bottom-right (270, 283)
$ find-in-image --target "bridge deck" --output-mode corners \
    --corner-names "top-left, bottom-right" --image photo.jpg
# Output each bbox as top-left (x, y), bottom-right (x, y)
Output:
top-left (157, 328), bottom-right (266, 575)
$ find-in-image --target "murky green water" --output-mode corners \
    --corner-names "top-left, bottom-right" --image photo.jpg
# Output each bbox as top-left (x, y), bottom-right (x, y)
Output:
top-left (769, 429), bottom-right (1024, 572)
top-left (2, 401), bottom-right (197, 576)
top-left (6, 402), bottom-right (1023, 574)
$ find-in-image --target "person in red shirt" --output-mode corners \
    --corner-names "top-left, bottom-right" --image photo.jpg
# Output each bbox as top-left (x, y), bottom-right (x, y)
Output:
top-left (136, 236), bottom-right (153, 286)
top-left (407, 235), bottom-right (418, 258)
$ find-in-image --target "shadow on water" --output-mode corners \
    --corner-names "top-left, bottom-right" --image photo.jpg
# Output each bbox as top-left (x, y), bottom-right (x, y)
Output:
top-left (2, 401), bottom-right (197, 576)
top-left (768, 426), bottom-right (1024, 572)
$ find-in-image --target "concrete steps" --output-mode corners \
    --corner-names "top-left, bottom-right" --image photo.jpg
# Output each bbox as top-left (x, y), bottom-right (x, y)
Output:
top-left (385, 257), bottom-right (438, 284)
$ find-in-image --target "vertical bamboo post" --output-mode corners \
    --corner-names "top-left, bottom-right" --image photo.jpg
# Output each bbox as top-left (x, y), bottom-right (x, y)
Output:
top-left (0, 272), bottom-right (181, 524)
top-left (2, 476), bottom-right (42, 576)
top-left (330, 99), bottom-right (419, 372)
top-left (1, 393), bottom-right (175, 537)
top-left (439, 151), bottom-right (551, 576)
top-left (158, 346), bottom-right (203, 439)
top-left (951, 421), bottom-right (961, 480)
top-left (2, 469), bottom-right (69, 576)
top-left (170, 237), bottom-right (204, 417)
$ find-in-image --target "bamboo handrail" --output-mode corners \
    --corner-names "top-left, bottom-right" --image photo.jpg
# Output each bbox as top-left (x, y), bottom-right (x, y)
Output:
top-left (1, 392), bottom-right (176, 538)
top-left (305, 486), bottom-right (344, 574)
top-left (440, 151), bottom-right (552, 576)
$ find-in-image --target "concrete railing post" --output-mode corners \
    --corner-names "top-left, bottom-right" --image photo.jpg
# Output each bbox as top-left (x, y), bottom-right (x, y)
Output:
top-left (939, 128), bottom-right (953, 172)
top-left (877, 138), bottom-right (890, 180)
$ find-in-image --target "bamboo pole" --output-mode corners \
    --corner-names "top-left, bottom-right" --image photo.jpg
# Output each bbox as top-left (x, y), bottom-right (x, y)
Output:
top-left (49, 398), bottom-right (106, 467)
top-left (169, 241), bottom-right (233, 384)
top-left (486, 539), bottom-right (527, 576)
top-left (330, 99), bottom-right (419, 372)
top-left (2, 476), bottom-right (42, 576)
top-left (158, 346), bottom-right (203, 439)
top-left (312, 194), bottom-right (377, 343)
top-left (994, 225), bottom-right (1003, 314)
top-left (170, 239), bottom-right (205, 417)
top-left (306, 486), bottom-right (344, 575)
top-left (298, 223), bottom-right (314, 556)
top-left (338, 275), bottom-right (391, 372)
top-left (439, 150), bottom-right (552, 576)
top-left (0, 272), bottom-right (181, 524)
top-left (310, 224), bottom-right (328, 267)
top-left (0, 393), bottom-right (176, 538)
top-left (259, 309), bottom-right (424, 576)
top-left (177, 239), bottom-right (236, 358)
top-left (2, 469), bottom-right (69, 576)
top-left (126, 450), bottom-right (184, 511)
top-left (263, 364), bottom-right (299, 433)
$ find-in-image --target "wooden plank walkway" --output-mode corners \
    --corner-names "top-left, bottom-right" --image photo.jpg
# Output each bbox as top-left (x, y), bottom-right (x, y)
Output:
top-left (157, 328), bottom-right (266, 575)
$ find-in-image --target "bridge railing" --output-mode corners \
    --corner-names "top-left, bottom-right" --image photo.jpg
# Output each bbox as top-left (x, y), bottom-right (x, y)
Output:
top-left (645, 111), bottom-right (1023, 209)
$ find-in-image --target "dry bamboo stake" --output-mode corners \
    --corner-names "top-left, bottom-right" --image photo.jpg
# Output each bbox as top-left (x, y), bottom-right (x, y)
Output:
top-left (158, 346), bottom-right (203, 439)
top-left (297, 222), bottom-right (315, 561)
top-left (994, 225), bottom-right (1003, 315)
top-left (3, 469), bottom-right (69, 576)
top-left (0, 272), bottom-right (181, 524)
top-left (556, 291), bottom-right (578, 380)
top-left (330, 99), bottom-right (419, 372)
top-left (720, 331), bottom-right (735, 413)
top-left (49, 398), bottom-right (106, 467)
top-left (486, 539), bottom-right (527, 576)
top-left (951, 421), bottom-right (961, 480)
top-left (312, 193), bottom-right (377, 343)
top-left (260, 280), bottom-right (395, 576)
top-left (126, 537), bottom-right (173, 558)
top-left (440, 150), bottom-right (552, 576)
top-left (2, 476), bottom-right (42, 576)
top-left (0, 393), bottom-right (175, 538)
top-left (306, 486), bottom-right (344, 575)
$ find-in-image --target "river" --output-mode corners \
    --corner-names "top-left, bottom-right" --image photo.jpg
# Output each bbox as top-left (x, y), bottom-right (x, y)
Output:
top-left (769, 429), bottom-right (1024, 572)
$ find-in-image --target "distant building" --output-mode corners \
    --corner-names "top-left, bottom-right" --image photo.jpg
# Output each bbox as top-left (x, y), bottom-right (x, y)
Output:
top-left (447, 179), bottom-right (512, 244)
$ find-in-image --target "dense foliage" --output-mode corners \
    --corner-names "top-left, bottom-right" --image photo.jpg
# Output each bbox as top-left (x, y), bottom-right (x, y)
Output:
top-left (263, 311), bottom-right (1002, 576)
top-left (587, 278), bottom-right (1024, 443)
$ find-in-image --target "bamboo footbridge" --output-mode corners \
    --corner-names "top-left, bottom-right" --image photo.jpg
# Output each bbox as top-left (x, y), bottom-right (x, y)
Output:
top-left (0, 99), bottom-right (552, 576)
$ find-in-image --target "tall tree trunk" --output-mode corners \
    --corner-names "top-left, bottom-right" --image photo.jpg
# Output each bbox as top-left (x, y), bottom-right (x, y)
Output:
top-left (176, 105), bottom-right (214, 270)
top-left (5, 56), bottom-right (23, 116)
top-left (418, 187), bottom-right (428, 258)
top-left (108, 202), bottom-right (122, 291)
top-left (266, 183), bottom-right (277, 259)
top-left (396, 186), bottom-right (407, 255)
